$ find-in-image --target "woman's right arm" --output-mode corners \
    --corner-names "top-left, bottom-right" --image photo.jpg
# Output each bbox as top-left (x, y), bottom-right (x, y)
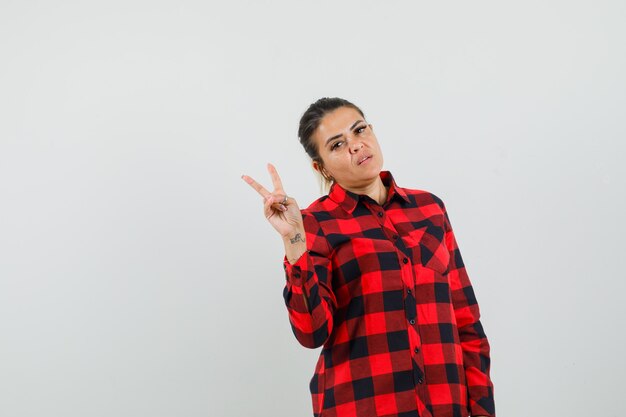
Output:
top-left (242, 163), bottom-right (337, 349)
top-left (281, 213), bottom-right (337, 349)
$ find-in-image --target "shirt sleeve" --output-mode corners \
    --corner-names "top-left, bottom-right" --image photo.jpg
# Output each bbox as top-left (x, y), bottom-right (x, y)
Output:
top-left (441, 200), bottom-right (496, 417)
top-left (282, 211), bottom-right (337, 349)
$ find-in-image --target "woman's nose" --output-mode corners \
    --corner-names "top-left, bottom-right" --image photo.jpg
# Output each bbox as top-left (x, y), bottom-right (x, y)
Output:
top-left (349, 139), bottom-right (363, 153)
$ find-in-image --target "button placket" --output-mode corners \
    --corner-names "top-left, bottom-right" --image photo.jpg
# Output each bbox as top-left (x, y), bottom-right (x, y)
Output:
top-left (404, 288), bottom-right (417, 327)
top-left (376, 203), bottom-right (424, 381)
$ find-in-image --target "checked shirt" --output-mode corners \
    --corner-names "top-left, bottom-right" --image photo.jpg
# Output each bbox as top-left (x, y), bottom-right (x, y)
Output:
top-left (282, 170), bottom-right (495, 417)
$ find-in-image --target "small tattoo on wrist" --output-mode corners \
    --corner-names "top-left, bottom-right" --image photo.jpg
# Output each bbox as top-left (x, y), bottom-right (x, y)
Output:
top-left (290, 233), bottom-right (305, 244)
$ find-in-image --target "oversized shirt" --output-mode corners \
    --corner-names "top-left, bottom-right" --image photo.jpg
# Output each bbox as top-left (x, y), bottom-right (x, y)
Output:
top-left (282, 170), bottom-right (495, 417)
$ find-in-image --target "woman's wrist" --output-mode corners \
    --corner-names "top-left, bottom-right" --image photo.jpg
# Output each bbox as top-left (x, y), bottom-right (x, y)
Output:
top-left (285, 246), bottom-right (307, 264)
top-left (283, 229), bottom-right (307, 264)
top-left (287, 253), bottom-right (305, 264)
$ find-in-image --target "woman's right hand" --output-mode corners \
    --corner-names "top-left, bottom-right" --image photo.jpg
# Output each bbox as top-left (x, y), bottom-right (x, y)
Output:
top-left (241, 163), bottom-right (304, 239)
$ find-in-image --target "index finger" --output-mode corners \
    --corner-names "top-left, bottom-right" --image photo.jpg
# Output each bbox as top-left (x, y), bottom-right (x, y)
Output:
top-left (241, 174), bottom-right (271, 198)
top-left (267, 163), bottom-right (284, 192)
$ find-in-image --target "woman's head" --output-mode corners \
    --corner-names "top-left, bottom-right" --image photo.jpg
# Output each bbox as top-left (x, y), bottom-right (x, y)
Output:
top-left (298, 97), bottom-right (384, 193)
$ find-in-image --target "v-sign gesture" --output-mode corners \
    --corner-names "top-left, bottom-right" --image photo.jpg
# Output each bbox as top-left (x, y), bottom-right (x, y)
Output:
top-left (241, 163), bottom-right (305, 240)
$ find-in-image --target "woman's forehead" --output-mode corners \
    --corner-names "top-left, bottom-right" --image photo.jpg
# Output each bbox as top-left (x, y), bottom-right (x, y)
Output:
top-left (321, 107), bottom-right (363, 127)
top-left (317, 108), bottom-right (364, 137)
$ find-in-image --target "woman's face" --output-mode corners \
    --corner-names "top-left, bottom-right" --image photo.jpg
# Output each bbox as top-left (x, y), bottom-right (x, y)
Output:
top-left (311, 106), bottom-right (384, 189)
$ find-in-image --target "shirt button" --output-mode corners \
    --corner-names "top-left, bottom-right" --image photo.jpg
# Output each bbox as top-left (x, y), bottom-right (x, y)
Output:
top-left (409, 319), bottom-right (415, 325)
top-left (417, 377), bottom-right (424, 384)
top-left (414, 347), bottom-right (419, 353)
top-left (407, 289), bottom-right (412, 294)
top-left (377, 212), bottom-right (383, 218)
top-left (402, 257), bottom-right (409, 264)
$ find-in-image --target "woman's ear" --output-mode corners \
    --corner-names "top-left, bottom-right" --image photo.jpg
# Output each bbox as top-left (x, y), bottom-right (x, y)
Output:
top-left (313, 160), bottom-right (332, 180)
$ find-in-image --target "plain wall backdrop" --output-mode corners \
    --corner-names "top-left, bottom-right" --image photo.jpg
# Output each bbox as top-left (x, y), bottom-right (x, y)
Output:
top-left (1, 1), bottom-right (624, 416)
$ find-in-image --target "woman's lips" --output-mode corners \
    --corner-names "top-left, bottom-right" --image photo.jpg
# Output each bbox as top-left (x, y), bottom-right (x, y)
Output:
top-left (358, 155), bottom-right (372, 165)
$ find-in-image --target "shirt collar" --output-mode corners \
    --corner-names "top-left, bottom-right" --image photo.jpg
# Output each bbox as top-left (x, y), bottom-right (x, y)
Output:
top-left (328, 170), bottom-right (410, 214)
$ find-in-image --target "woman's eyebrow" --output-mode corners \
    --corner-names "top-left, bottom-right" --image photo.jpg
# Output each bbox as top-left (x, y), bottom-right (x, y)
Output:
top-left (324, 119), bottom-right (365, 146)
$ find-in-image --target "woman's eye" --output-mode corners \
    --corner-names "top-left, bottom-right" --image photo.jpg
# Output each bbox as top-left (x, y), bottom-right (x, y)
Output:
top-left (356, 125), bottom-right (366, 134)
top-left (331, 141), bottom-right (343, 150)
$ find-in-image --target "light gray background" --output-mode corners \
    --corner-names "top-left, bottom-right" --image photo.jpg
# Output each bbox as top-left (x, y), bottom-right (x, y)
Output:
top-left (1, 1), bottom-right (624, 416)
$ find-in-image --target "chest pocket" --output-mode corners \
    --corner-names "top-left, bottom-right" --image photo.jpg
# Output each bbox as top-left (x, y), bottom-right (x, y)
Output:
top-left (403, 226), bottom-right (450, 274)
top-left (404, 226), bottom-right (454, 322)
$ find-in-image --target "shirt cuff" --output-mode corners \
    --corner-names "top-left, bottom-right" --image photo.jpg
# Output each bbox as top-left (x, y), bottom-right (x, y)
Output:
top-left (283, 251), bottom-right (308, 286)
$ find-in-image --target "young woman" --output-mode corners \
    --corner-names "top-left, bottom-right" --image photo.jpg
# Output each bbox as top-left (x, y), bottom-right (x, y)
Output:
top-left (242, 97), bottom-right (495, 417)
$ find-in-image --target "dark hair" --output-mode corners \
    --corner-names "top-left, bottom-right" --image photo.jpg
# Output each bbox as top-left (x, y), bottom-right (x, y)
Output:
top-left (298, 97), bottom-right (366, 191)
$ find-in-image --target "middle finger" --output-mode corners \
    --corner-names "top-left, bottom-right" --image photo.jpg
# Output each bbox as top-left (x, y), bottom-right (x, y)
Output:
top-left (267, 163), bottom-right (284, 192)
